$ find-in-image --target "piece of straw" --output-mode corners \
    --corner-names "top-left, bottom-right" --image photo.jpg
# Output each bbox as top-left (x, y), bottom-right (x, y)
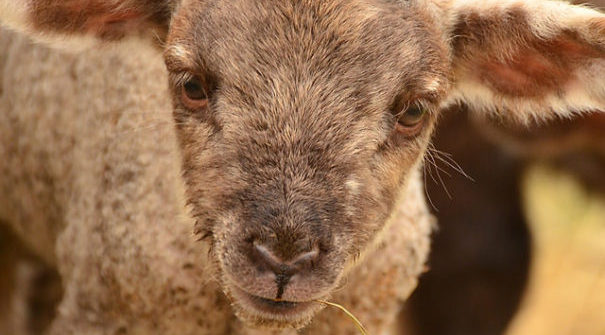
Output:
top-left (315, 300), bottom-right (368, 335)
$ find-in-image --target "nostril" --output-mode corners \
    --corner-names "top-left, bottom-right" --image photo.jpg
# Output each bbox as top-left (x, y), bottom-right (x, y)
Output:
top-left (251, 241), bottom-right (321, 300)
top-left (252, 241), bottom-right (320, 274)
top-left (253, 241), bottom-right (283, 269)
top-left (292, 247), bottom-right (319, 266)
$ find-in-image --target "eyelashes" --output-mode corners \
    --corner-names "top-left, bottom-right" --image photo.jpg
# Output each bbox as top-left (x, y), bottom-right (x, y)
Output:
top-left (391, 98), bottom-right (431, 138)
top-left (179, 74), bottom-right (209, 109)
top-left (183, 76), bottom-right (208, 101)
top-left (176, 72), bottom-right (216, 110)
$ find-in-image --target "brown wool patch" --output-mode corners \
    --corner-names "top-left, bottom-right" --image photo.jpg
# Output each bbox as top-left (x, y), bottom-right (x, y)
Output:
top-left (454, 6), bottom-right (604, 99)
top-left (30, 0), bottom-right (171, 40)
top-left (484, 31), bottom-right (602, 98)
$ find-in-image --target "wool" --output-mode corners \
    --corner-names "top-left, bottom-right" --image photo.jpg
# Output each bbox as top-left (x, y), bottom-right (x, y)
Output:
top-left (0, 29), bottom-right (433, 334)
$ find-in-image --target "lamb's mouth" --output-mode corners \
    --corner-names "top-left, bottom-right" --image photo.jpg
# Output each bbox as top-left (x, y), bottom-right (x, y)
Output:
top-left (229, 284), bottom-right (324, 327)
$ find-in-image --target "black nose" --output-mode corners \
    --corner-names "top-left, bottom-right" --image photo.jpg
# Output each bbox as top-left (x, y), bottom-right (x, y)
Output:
top-left (252, 241), bottom-right (319, 297)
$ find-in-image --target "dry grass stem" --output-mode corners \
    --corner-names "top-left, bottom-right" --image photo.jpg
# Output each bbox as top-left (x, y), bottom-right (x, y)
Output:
top-left (315, 300), bottom-right (368, 335)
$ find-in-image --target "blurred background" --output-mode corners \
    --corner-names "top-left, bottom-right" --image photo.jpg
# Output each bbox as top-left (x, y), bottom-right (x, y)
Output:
top-left (401, 2), bottom-right (605, 334)
top-left (401, 108), bottom-right (605, 335)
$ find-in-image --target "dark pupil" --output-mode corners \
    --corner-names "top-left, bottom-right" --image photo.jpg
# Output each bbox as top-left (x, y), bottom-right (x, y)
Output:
top-left (406, 107), bottom-right (423, 118)
top-left (398, 106), bottom-right (425, 126)
top-left (184, 78), bottom-right (207, 100)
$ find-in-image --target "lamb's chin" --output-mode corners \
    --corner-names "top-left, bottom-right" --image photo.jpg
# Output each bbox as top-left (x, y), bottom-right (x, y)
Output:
top-left (226, 283), bottom-right (325, 330)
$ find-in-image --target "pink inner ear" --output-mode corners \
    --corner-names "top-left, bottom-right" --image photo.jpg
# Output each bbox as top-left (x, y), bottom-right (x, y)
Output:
top-left (88, 9), bottom-right (143, 26)
top-left (85, 8), bottom-right (145, 39)
top-left (477, 31), bottom-right (602, 98)
top-left (31, 1), bottom-right (148, 39)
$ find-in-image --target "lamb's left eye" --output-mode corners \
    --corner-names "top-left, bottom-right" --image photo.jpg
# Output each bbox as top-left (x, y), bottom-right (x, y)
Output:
top-left (394, 104), bottom-right (427, 136)
top-left (183, 77), bottom-right (207, 101)
top-left (398, 105), bottom-right (425, 126)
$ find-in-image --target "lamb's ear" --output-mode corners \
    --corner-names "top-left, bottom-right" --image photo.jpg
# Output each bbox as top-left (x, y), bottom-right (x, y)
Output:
top-left (0, 0), bottom-right (174, 42)
top-left (444, 0), bottom-right (605, 123)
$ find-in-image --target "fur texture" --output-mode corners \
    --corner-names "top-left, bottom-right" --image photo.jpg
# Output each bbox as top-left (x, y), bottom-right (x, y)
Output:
top-left (0, 0), bottom-right (603, 334)
top-left (0, 28), bottom-right (432, 334)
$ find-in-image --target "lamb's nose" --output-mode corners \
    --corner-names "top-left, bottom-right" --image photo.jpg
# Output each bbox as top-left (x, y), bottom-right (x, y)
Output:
top-left (252, 241), bottom-right (320, 277)
top-left (252, 240), bottom-right (321, 299)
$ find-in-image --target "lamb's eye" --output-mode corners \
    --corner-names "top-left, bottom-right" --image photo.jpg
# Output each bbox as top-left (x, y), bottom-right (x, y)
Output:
top-left (398, 105), bottom-right (425, 127)
top-left (182, 77), bottom-right (207, 101)
top-left (395, 104), bottom-right (427, 136)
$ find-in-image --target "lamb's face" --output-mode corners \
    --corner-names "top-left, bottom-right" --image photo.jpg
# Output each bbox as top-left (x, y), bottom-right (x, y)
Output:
top-left (165, 0), bottom-right (447, 329)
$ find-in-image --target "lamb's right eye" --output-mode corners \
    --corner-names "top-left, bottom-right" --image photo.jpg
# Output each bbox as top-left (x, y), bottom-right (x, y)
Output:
top-left (184, 78), bottom-right (206, 100)
top-left (181, 76), bottom-right (209, 108)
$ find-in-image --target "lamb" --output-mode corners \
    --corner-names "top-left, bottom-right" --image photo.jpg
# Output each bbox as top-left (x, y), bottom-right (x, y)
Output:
top-left (0, 21), bottom-right (429, 335)
top-left (0, 0), bottom-right (604, 334)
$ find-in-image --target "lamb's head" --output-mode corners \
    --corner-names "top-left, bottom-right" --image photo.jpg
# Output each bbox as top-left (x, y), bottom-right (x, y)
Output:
top-left (164, 1), bottom-right (447, 328)
top-left (2, 0), bottom-right (603, 330)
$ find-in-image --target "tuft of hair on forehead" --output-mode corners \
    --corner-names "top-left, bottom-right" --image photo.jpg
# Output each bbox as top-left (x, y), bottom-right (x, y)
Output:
top-left (164, 43), bottom-right (198, 70)
top-left (166, 0), bottom-right (449, 97)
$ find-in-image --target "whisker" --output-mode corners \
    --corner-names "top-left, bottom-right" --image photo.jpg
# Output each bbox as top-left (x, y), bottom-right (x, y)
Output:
top-left (429, 145), bottom-right (474, 182)
top-left (428, 149), bottom-right (452, 200)
top-left (426, 143), bottom-right (453, 199)
top-left (426, 149), bottom-right (451, 199)
top-left (423, 162), bottom-right (438, 212)
top-left (423, 150), bottom-right (440, 186)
